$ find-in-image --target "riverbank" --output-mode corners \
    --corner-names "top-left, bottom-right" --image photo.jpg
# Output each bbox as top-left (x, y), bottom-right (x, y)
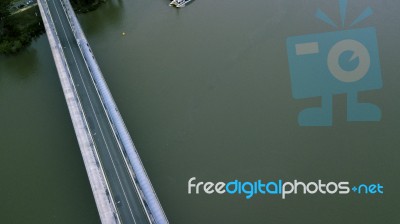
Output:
top-left (0, 0), bottom-right (104, 55)
top-left (0, 5), bottom-right (44, 55)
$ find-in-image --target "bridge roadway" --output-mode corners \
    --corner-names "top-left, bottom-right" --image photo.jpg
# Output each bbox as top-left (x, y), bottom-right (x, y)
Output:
top-left (47, 0), bottom-right (151, 223)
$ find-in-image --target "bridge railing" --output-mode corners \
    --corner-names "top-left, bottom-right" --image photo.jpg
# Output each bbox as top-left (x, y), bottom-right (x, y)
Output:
top-left (37, 1), bottom-right (121, 223)
top-left (59, 1), bottom-right (169, 224)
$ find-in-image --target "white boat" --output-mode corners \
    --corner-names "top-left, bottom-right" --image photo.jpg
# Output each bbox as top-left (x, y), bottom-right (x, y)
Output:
top-left (169, 0), bottom-right (192, 8)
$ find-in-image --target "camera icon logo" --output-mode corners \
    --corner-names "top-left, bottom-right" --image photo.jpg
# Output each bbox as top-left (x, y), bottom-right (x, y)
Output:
top-left (286, 0), bottom-right (382, 126)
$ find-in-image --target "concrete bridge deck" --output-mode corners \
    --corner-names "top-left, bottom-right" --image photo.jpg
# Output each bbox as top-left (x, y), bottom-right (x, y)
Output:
top-left (37, 0), bottom-right (168, 223)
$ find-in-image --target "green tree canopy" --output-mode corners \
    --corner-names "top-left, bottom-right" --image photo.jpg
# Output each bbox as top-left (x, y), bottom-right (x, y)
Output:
top-left (0, 0), bottom-right (12, 19)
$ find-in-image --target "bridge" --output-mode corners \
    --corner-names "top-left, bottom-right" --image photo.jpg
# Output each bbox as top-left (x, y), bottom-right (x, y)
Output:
top-left (37, 0), bottom-right (168, 223)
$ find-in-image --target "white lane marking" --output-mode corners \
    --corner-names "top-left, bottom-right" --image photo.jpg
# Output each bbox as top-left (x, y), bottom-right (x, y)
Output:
top-left (62, 15), bottom-right (153, 222)
top-left (74, 41), bottom-right (153, 222)
top-left (49, 2), bottom-right (137, 223)
top-left (56, 3), bottom-right (152, 222)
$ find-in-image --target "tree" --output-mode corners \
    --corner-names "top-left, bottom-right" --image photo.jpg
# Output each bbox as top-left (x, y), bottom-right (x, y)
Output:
top-left (70, 0), bottom-right (101, 12)
top-left (0, 0), bottom-right (12, 19)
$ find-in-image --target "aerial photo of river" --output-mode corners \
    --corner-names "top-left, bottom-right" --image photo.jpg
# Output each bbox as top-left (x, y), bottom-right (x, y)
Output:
top-left (1, 0), bottom-right (399, 223)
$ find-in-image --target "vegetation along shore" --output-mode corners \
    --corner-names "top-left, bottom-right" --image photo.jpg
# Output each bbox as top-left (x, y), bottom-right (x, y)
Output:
top-left (0, 0), bottom-right (103, 55)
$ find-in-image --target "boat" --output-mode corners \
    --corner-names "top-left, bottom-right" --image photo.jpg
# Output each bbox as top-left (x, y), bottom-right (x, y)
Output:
top-left (169, 0), bottom-right (192, 8)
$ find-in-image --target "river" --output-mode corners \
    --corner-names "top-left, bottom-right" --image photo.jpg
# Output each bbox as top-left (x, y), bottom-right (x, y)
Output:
top-left (1, 0), bottom-right (399, 223)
